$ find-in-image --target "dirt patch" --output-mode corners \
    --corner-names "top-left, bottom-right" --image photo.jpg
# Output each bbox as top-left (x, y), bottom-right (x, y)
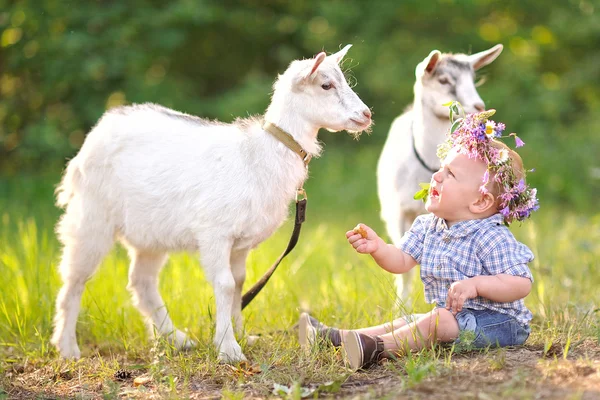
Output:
top-left (344, 342), bottom-right (600, 400)
top-left (2, 341), bottom-right (600, 399)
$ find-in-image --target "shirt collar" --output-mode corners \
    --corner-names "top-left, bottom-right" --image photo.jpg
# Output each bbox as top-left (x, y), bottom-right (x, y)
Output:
top-left (433, 213), bottom-right (504, 238)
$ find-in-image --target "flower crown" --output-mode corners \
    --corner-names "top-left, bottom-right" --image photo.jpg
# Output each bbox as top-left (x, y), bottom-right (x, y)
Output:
top-left (436, 102), bottom-right (539, 224)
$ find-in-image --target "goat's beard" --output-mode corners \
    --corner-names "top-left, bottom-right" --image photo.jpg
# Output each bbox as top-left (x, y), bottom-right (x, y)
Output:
top-left (347, 123), bottom-right (373, 140)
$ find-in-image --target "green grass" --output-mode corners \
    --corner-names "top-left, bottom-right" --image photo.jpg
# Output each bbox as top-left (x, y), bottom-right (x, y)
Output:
top-left (1, 144), bottom-right (599, 398)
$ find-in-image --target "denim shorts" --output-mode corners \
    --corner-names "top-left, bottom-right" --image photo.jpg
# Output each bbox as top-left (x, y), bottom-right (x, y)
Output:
top-left (453, 308), bottom-right (530, 348)
top-left (401, 308), bottom-right (530, 348)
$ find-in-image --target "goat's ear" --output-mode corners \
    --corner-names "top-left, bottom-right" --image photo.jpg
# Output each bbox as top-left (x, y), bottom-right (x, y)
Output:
top-left (469, 44), bottom-right (503, 71)
top-left (416, 50), bottom-right (442, 77)
top-left (328, 44), bottom-right (352, 64)
top-left (304, 51), bottom-right (327, 79)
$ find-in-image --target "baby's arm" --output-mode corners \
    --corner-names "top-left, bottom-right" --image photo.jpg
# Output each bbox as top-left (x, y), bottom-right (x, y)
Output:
top-left (472, 274), bottom-right (532, 301)
top-left (447, 226), bottom-right (535, 314)
top-left (446, 274), bottom-right (531, 314)
top-left (346, 224), bottom-right (417, 274)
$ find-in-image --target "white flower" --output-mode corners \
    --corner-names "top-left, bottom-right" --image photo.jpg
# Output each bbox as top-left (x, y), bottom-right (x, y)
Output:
top-left (485, 121), bottom-right (496, 137)
top-left (497, 148), bottom-right (509, 164)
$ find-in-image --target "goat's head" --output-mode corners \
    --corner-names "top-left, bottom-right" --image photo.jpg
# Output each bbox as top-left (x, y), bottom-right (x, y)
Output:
top-left (414, 44), bottom-right (503, 119)
top-left (272, 45), bottom-right (372, 135)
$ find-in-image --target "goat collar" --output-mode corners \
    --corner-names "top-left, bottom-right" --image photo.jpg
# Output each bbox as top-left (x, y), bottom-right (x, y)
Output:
top-left (263, 121), bottom-right (312, 167)
top-left (411, 120), bottom-right (439, 174)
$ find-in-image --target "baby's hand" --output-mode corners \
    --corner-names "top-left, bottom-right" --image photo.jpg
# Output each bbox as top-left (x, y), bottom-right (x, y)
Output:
top-left (352, 223), bottom-right (368, 238)
top-left (346, 223), bottom-right (379, 254)
top-left (446, 279), bottom-right (479, 315)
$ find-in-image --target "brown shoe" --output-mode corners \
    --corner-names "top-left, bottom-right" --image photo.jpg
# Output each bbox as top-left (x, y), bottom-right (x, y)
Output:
top-left (298, 313), bottom-right (342, 348)
top-left (342, 331), bottom-right (384, 370)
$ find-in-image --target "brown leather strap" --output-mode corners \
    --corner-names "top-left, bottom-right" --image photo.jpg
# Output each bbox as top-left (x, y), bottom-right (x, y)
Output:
top-left (241, 197), bottom-right (307, 309)
top-left (263, 122), bottom-right (312, 167)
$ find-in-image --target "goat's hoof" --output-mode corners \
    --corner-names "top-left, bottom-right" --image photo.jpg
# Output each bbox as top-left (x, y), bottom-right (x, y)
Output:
top-left (246, 335), bottom-right (260, 348)
top-left (179, 338), bottom-right (196, 351)
top-left (169, 330), bottom-right (196, 351)
top-left (217, 343), bottom-right (247, 364)
top-left (218, 352), bottom-right (247, 364)
top-left (53, 340), bottom-right (81, 359)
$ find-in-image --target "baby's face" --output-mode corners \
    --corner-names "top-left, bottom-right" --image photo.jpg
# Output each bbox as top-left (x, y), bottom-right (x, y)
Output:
top-left (426, 149), bottom-right (488, 225)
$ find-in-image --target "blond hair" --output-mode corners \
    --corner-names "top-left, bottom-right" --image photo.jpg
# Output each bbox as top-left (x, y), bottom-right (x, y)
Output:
top-left (487, 140), bottom-right (526, 208)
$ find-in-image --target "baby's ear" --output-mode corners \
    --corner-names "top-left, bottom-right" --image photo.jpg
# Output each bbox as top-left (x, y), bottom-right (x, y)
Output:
top-left (470, 192), bottom-right (496, 215)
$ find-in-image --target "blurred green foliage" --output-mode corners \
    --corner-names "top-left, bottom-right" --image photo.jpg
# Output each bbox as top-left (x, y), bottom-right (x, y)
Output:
top-left (0, 0), bottom-right (599, 211)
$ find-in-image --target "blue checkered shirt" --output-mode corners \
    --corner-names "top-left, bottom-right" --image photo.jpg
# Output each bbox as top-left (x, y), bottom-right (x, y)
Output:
top-left (399, 213), bottom-right (534, 326)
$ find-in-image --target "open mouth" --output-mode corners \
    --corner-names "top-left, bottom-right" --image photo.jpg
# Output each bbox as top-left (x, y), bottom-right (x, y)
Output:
top-left (430, 186), bottom-right (440, 199)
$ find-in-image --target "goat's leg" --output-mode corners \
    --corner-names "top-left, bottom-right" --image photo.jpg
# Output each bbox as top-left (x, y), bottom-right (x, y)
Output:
top-left (51, 214), bottom-right (114, 359)
top-left (230, 248), bottom-right (249, 337)
top-left (201, 241), bottom-right (246, 363)
top-left (386, 208), bottom-right (409, 304)
top-left (394, 211), bottom-right (419, 307)
top-left (381, 179), bottom-right (406, 248)
top-left (126, 249), bottom-right (195, 350)
top-left (395, 268), bottom-right (418, 306)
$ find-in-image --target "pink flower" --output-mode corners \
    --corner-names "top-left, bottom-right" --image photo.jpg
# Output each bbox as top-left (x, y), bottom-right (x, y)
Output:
top-left (515, 136), bottom-right (525, 147)
top-left (440, 102), bottom-right (539, 224)
top-left (510, 133), bottom-right (525, 147)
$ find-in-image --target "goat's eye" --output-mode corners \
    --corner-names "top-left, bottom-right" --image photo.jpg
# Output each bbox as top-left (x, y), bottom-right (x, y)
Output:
top-left (321, 83), bottom-right (333, 90)
top-left (438, 77), bottom-right (450, 85)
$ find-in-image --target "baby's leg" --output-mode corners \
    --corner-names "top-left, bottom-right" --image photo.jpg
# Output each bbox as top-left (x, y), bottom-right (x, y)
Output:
top-left (321, 313), bottom-right (428, 343)
top-left (349, 314), bottom-right (414, 337)
top-left (299, 314), bottom-right (415, 348)
top-left (379, 308), bottom-right (459, 354)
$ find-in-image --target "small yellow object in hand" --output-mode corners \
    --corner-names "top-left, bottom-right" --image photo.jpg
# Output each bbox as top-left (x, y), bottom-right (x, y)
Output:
top-left (353, 224), bottom-right (367, 238)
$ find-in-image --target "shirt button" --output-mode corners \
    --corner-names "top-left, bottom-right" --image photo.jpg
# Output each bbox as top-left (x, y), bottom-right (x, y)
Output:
top-left (443, 236), bottom-right (450, 242)
top-left (437, 265), bottom-right (441, 270)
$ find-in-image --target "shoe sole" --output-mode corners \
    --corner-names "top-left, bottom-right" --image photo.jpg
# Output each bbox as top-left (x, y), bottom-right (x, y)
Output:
top-left (342, 331), bottom-right (363, 370)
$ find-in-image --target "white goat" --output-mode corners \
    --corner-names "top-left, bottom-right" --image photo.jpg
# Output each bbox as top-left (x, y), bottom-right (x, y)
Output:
top-left (376, 44), bottom-right (503, 302)
top-left (51, 45), bottom-right (372, 362)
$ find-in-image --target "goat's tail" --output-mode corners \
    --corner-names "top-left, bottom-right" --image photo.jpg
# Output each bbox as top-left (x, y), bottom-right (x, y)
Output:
top-left (55, 157), bottom-right (82, 209)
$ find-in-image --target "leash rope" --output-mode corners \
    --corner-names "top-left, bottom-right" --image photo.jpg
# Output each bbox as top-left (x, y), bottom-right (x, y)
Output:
top-left (241, 189), bottom-right (307, 309)
top-left (242, 122), bottom-right (311, 309)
